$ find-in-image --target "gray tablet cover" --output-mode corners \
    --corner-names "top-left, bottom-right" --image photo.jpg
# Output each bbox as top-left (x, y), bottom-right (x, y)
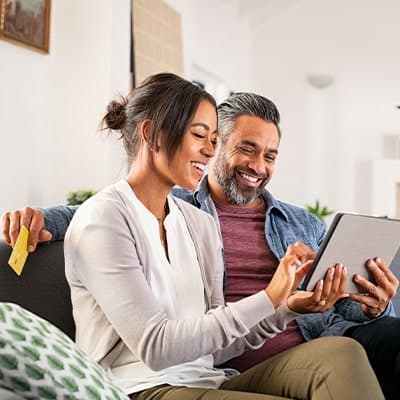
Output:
top-left (302, 213), bottom-right (400, 293)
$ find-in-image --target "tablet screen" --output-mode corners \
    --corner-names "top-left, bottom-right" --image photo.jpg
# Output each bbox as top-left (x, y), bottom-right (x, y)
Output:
top-left (301, 213), bottom-right (400, 293)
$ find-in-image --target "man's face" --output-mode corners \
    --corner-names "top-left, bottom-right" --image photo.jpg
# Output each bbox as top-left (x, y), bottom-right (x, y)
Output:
top-left (211, 115), bottom-right (280, 206)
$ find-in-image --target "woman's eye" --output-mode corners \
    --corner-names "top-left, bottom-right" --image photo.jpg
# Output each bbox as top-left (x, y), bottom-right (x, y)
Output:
top-left (193, 132), bottom-right (205, 139)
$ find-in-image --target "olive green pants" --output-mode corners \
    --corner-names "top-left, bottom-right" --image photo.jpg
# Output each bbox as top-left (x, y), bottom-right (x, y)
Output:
top-left (130, 337), bottom-right (384, 400)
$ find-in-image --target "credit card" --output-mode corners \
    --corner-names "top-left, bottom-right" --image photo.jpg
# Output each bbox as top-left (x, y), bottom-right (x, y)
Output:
top-left (8, 226), bottom-right (29, 276)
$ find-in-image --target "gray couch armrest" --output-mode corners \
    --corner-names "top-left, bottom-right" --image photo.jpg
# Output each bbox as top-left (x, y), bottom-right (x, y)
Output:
top-left (0, 240), bottom-right (75, 339)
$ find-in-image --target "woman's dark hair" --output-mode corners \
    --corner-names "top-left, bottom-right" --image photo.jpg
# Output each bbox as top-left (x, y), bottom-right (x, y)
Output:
top-left (102, 73), bottom-right (216, 161)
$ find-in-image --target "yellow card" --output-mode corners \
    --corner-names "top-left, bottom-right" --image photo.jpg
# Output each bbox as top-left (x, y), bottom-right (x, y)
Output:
top-left (8, 226), bottom-right (29, 276)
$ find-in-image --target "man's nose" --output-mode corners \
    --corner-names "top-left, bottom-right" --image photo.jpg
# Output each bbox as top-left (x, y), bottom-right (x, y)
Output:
top-left (247, 154), bottom-right (266, 175)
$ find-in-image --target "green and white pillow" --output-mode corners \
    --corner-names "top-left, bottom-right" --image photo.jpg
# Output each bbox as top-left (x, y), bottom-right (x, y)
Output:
top-left (0, 302), bottom-right (129, 400)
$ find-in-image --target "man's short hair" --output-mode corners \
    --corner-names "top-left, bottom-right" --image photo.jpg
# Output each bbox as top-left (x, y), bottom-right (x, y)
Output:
top-left (217, 92), bottom-right (281, 142)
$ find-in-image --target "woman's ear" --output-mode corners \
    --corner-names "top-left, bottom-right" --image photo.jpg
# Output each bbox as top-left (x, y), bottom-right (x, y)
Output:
top-left (139, 119), bottom-right (152, 144)
top-left (140, 119), bottom-right (161, 152)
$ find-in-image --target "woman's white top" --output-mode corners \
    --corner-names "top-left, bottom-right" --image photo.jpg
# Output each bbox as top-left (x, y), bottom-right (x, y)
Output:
top-left (109, 182), bottom-right (228, 392)
top-left (64, 179), bottom-right (299, 395)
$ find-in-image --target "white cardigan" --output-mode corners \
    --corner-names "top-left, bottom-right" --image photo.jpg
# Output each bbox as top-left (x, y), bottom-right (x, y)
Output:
top-left (64, 180), bottom-right (298, 392)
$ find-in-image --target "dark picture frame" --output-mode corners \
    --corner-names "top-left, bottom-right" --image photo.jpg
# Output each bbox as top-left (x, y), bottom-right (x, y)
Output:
top-left (0, 0), bottom-right (51, 53)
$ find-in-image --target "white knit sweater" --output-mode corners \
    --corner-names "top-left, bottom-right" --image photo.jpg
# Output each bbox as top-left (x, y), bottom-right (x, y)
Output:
top-left (64, 179), bottom-right (299, 394)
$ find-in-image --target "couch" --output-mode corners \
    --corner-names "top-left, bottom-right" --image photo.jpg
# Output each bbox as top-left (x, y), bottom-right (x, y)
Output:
top-left (1, 238), bottom-right (400, 400)
top-left (2, 238), bottom-right (400, 333)
top-left (0, 239), bottom-right (75, 339)
top-left (0, 239), bottom-right (131, 399)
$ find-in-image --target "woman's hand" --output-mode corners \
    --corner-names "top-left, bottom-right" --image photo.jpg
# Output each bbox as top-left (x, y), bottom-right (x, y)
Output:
top-left (287, 264), bottom-right (349, 313)
top-left (265, 241), bottom-right (316, 308)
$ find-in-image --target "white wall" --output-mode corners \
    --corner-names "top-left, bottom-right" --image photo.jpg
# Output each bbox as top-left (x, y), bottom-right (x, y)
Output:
top-left (166, 0), bottom-right (252, 97)
top-left (0, 0), bottom-right (252, 214)
top-left (1, 0), bottom-right (399, 218)
top-left (0, 0), bottom-right (130, 213)
top-left (249, 0), bottom-right (400, 216)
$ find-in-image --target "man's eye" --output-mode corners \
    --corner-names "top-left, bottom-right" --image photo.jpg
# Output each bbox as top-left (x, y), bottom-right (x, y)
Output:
top-left (265, 155), bottom-right (276, 162)
top-left (239, 147), bottom-right (253, 154)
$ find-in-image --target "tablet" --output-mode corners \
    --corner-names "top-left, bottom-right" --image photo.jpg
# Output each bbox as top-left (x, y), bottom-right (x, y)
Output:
top-left (301, 213), bottom-right (400, 293)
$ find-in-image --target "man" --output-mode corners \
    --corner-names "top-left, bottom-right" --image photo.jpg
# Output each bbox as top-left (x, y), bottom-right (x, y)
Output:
top-left (2, 92), bottom-right (400, 398)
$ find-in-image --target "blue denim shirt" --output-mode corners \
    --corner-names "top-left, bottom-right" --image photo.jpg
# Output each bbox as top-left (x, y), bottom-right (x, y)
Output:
top-left (43, 175), bottom-right (394, 341)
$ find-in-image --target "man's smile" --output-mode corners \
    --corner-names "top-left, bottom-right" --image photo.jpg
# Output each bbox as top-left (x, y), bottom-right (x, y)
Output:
top-left (235, 169), bottom-right (266, 187)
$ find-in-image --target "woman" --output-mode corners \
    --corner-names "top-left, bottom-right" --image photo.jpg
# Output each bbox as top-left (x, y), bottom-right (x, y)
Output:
top-left (64, 73), bottom-right (383, 399)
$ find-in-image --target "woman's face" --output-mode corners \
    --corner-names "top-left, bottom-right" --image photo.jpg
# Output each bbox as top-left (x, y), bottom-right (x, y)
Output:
top-left (156, 100), bottom-right (218, 190)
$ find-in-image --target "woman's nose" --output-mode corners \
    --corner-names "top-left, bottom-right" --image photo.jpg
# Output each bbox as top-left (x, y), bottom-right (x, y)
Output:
top-left (201, 139), bottom-right (216, 158)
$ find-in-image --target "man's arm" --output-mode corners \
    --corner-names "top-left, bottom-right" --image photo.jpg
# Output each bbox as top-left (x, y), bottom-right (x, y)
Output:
top-left (1, 205), bottom-right (78, 251)
top-left (42, 205), bottom-right (78, 241)
top-left (303, 210), bottom-right (398, 319)
top-left (349, 257), bottom-right (399, 317)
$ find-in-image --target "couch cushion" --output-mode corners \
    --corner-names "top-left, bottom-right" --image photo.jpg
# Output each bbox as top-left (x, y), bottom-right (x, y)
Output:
top-left (0, 240), bottom-right (75, 339)
top-left (0, 302), bottom-right (129, 400)
top-left (0, 387), bottom-right (24, 400)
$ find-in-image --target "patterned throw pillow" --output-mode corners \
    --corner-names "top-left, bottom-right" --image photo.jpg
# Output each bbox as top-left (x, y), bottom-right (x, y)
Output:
top-left (0, 302), bottom-right (129, 400)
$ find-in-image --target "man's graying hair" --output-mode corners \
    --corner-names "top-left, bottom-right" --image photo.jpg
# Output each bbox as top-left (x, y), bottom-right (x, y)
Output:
top-left (217, 92), bottom-right (281, 143)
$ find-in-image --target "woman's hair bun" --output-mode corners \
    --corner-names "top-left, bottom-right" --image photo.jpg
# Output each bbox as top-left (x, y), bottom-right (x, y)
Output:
top-left (103, 97), bottom-right (128, 131)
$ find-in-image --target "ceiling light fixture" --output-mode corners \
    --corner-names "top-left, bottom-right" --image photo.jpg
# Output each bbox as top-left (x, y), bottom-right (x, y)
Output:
top-left (307, 74), bottom-right (334, 89)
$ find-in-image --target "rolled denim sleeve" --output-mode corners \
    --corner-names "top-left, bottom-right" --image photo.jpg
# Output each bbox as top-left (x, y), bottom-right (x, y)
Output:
top-left (335, 297), bottom-right (396, 321)
top-left (40, 205), bottom-right (79, 241)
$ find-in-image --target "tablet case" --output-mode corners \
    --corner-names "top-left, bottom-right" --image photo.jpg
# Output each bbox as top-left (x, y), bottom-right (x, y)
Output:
top-left (301, 213), bottom-right (400, 293)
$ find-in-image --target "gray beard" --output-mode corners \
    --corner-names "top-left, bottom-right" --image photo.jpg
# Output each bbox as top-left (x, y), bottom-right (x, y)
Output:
top-left (213, 162), bottom-right (262, 206)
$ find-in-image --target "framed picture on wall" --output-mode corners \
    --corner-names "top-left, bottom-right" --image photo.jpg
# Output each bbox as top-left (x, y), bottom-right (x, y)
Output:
top-left (0, 0), bottom-right (51, 53)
